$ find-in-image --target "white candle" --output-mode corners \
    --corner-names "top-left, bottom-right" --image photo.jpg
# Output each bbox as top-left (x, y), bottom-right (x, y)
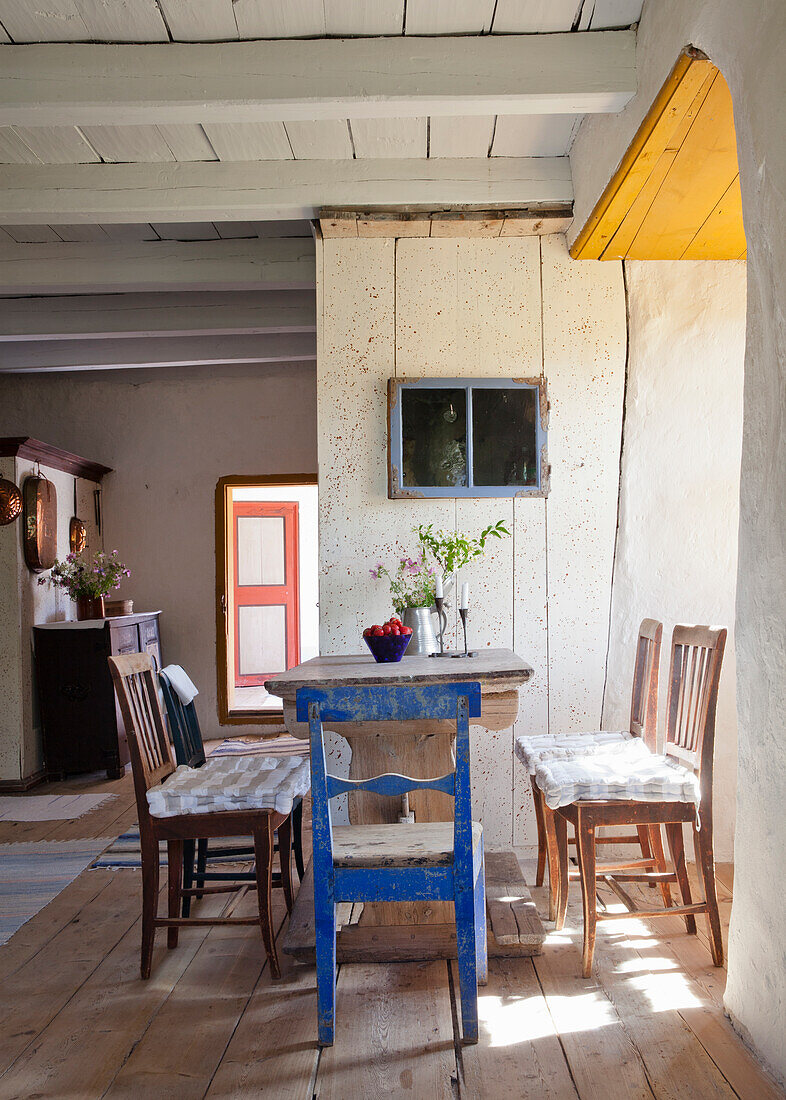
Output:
top-left (460, 582), bottom-right (469, 610)
top-left (435, 573), bottom-right (443, 599)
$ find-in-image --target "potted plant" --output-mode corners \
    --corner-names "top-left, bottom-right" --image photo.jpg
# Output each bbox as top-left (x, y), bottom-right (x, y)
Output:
top-left (369, 520), bottom-right (510, 655)
top-left (40, 549), bottom-right (130, 620)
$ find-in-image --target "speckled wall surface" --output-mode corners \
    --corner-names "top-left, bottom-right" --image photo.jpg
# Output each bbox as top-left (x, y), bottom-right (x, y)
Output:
top-left (0, 458), bottom-right (100, 782)
top-left (317, 233), bottom-right (627, 848)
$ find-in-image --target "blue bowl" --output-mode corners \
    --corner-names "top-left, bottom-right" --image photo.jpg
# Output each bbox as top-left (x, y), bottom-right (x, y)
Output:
top-left (364, 632), bottom-right (412, 663)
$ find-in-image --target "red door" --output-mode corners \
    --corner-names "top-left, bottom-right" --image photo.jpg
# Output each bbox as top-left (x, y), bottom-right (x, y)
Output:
top-left (233, 501), bottom-right (300, 687)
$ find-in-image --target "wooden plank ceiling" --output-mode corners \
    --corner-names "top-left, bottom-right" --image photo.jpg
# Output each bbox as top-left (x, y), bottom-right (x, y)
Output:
top-left (0, 0), bottom-right (642, 170)
top-left (571, 51), bottom-right (746, 260)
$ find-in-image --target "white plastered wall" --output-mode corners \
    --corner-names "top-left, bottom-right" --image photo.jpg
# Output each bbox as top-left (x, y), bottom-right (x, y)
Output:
top-left (317, 233), bottom-right (627, 847)
top-left (603, 260), bottom-right (746, 862)
top-left (570, 0), bottom-right (786, 1080)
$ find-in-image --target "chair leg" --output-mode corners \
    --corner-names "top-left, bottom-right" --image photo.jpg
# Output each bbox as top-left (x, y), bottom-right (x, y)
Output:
top-left (554, 811), bottom-right (569, 932)
top-left (576, 817), bottom-right (597, 978)
top-left (455, 880), bottom-right (479, 1044)
top-left (693, 822), bottom-right (724, 966)
top-left (636, 824), bottom-right (655, 887)
top-left (315, 894), bottom-right (337, 1046)
top-left (195, 838), bottom-right (208, 899)
top-left (167, 839), bottom-right (183, 949)
top-left (181, 838), bottom-right (195, 918)
top-left (140, 836), bottom-right (159, 980)
top-left (253, 817), bottom-right (281, 980)
top-left (543, 799), bottom-right (560, 922)
top-left (648, 823), bottom-right (674, 908)
top-left (277, 812), bottom-right (294, 914)
top-left (665, 822), bottom-right (696, 934)
top-left (292, 797), bottom-right (305, 882)
top-left (530, 776), bottom-right (547, 888)
top-left (474, 840), bottom-right (488, 987)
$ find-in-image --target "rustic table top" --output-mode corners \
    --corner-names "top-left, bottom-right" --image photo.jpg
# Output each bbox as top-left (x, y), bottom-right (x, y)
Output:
top-left (266, 648), bottom-right (533, 696)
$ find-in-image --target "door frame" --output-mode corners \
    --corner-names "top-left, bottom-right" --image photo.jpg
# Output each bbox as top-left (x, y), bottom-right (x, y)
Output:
top-left (215, 473), bottom-right (317, 726)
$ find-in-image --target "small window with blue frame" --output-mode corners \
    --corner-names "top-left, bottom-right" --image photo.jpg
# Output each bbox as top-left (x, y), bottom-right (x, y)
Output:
top-left (387, 377), bottom-right (549, 499)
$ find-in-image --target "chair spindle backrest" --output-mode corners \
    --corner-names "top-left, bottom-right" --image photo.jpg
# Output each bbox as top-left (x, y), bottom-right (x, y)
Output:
top-left (297, 682), bottom-right (482, 857)
top-left (109, 653), bottom-right (175, 814)
top-left (159, 667), bottom-right (206, 768)
top-left (663, 626), bottom-right (726, 795)
top-left (629, 618), bottom-right (663, 749)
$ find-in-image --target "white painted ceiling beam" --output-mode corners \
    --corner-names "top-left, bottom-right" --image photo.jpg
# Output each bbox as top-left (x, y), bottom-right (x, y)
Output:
top-left (0, 33), bottom-right (636, 127)
top-left (0, 332), bottom-right (316, 372)
top-left (0, 289), bottom-right (316, 340)
top-left (0, 238), bottom-right (316, 295)
top-left (0, 158), bottom-right (572, 225)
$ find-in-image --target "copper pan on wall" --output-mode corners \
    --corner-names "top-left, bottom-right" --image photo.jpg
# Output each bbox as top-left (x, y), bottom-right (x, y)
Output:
top-left (0, 477), bottom-right (22, 526)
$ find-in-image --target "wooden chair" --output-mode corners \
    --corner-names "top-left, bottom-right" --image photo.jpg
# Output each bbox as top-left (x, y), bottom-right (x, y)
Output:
top-left (109, 652), bottom-right (308, 980)
top-left (549, 625), bottom-right (726, 976)
top-left (298, 681), bottom-right (487, 1046)
top-left (520, 619), bottom-right (666, 917)
top-left (159, 667), bottom-right (305, 917)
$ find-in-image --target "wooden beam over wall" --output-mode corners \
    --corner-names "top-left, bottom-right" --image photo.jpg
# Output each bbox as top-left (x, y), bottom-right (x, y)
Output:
top-left (0, 158), bottom-right (573, 225)
top-left (0, 237), bottom-right (316, 295)
top-left (0, 332), bottom-right (316, 372)
top-left (0, 33), bottom-right (636, 127)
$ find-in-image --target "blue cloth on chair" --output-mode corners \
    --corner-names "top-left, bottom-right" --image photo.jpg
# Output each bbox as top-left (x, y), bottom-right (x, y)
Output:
top-left (298, 680), bottom-right (487, 1047)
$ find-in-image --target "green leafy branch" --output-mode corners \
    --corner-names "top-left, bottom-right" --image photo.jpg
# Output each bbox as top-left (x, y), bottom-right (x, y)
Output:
top-left (416, 520), bottom-right (510, 578)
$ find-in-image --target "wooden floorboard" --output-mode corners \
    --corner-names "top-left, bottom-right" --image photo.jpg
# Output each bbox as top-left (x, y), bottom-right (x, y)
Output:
top-left (314, 961), bottom-right (458, 1099)
top-left (0, 775), bottom-right (782, 1100)
top-left (456, 957), bottom-right (579, 1099)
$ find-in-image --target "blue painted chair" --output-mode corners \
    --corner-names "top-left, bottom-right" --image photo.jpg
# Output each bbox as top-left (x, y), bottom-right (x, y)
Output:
top-left (159, 667), bottom-right (305, 917)
top-left (297, 681), bottom-right (487, 1046)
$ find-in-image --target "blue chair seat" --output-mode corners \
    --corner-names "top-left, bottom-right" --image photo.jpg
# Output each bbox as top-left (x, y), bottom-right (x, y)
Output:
top-left (332, 821), bottom-right (482, 868)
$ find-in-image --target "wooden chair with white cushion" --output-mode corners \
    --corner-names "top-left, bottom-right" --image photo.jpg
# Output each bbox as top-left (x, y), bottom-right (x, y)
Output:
top-left (536, 625), bottom-right (726, 976)
top-left (299, 681), bottom-right (487, 1046)
top-left (516, 618), bottom-right (667, 917)
top-left (109, 652), bottom-right (310, 979)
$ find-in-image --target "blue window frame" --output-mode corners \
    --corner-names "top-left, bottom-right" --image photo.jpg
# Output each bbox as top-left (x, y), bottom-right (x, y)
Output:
top-left (388, 377), bottom-right (549, 499)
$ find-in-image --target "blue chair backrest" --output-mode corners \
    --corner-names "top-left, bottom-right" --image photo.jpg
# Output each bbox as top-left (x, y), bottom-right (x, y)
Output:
top-left (297, 682), bottom-right (482, 859)
top-left (159, 668), bottom-right (206, 768)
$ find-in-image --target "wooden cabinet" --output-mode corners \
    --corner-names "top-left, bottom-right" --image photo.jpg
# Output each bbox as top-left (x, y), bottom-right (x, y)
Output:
top-left (34, 612), bottom-right (162, 780)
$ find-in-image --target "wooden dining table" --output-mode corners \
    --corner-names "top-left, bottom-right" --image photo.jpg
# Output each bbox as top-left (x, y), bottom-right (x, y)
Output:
top-left (266, 648), bottom-right (544, 963)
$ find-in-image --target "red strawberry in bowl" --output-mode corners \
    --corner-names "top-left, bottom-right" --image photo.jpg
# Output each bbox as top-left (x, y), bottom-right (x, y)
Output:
top-left (363, 617), bottom-right (412, 663)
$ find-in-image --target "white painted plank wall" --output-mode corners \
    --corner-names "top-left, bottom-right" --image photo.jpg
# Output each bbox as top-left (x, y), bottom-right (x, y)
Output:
top-left (318, 235), bottom-right (626, 849)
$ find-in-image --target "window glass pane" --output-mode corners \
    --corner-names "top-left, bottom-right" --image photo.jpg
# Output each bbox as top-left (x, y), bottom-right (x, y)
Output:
top-left (401, 387), bottom-right (467, 487)
top-left (238, 604), bottom-right (287, 676)
top-left (472, 387), bottom-right (538, 486)
top-left (236, 515), bottom-right (285, 585)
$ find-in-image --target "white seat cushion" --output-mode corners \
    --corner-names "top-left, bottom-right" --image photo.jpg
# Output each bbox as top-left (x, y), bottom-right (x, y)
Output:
top-left (534, 743), bottom-right (700, 810)
top-left (146, 753), bottom-right (310, 819)
top-left (331, 821), bottom-right (483, 868)
top-left (515, 730), bottom-right (636, 775)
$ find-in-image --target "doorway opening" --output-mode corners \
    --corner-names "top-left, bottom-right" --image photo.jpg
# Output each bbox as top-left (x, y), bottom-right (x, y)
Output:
top-left (216, 475), bottom-right (318, 724)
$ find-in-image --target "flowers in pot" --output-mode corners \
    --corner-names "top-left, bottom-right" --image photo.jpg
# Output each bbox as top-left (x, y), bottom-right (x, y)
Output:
top-left (416, 520), bottom-right (510, 582)
top-left (40, 549), bottom-right (130, 620)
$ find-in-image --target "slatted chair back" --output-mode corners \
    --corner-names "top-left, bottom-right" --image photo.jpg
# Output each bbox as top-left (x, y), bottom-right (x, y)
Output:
top-left (628, 618), bottom-right (663, 749)
top-left (109, 652), bottom-right (175, 813)
top-left (296, 682), bottom-right (482, 857)
top-left (159, 668), bottom-right (206, 768)
top-left (663, 625), bottom-right (727, 797)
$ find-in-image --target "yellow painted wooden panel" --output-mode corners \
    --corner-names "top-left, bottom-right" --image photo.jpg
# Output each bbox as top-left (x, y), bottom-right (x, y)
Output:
top-left (570, 51), bottom-right (713, 259)
top-left (601, 71), bottom-right (717, 259)
top-left (571, 54), bottom-right (746, 261)
top-left (628, 74), bottom-right (740, 259)
top-left (682, 174), bottom-right (746, 259)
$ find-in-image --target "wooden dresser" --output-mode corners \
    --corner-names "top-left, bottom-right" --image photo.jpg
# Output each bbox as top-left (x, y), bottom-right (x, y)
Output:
top-left (34, 612), bottom-right (162, 780)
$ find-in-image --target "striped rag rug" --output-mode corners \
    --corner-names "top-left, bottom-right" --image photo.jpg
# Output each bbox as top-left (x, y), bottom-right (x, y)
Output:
top-left (210, 735), bottom-right (307, 759)
top-left (92, 829), bottom-right (253, 870)
top-left (0, 838), bottom-right (113, 945)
